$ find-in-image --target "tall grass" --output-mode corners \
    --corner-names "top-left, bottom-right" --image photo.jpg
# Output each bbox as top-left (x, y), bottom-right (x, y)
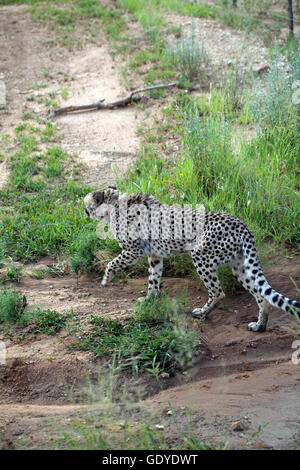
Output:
top-left (118, 49), bottom-right (300, 247)
top-left (165, 20), bottom-right (209, 81)
top-left (248, 46), bottom-right (297, 132)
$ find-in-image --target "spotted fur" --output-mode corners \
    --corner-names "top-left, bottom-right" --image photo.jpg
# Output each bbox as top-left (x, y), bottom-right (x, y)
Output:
top-left (84, 189), bottom-right (300, 332)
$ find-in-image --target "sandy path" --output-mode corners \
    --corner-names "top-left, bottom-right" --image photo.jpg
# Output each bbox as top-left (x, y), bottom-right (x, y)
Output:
top-left (56, 45), bottom-right (140, 186)
top-left (0, 5), bottom-right (141, 189)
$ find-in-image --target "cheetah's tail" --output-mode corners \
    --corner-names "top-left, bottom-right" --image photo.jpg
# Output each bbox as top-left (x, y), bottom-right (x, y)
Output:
top-left (241, 234), bottom-right (300, 318)
top-left (259, 282), bottom-right (300, 317)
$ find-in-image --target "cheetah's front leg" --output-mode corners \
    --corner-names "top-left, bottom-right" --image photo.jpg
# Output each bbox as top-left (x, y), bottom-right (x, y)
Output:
top-left (136, 256), bottom-right (163, 302)
top-left (101, 249), bottom-right (144, 286)
top-left (147, 256), bottom-right (163, 296)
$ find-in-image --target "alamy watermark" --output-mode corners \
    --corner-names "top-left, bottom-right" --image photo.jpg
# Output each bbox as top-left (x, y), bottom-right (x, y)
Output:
top-left (96, 199), bottom-right (207, 252)
top-left (292, 80), bottom-right (300, 105)
top-left (291, 340), bottom-right (300, 365)
top-left (0, 341), bottom-right (6, 365)
top-left (0, 76), bottom-right (6, 106)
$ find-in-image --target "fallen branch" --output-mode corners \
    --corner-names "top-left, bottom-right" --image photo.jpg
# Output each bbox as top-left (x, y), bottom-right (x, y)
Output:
top-left (47, 81), bottom-right (180, 119)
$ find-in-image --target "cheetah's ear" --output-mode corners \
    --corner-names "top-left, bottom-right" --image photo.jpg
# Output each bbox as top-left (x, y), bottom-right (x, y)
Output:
top-left (93, 190), bottom-right (105, 205)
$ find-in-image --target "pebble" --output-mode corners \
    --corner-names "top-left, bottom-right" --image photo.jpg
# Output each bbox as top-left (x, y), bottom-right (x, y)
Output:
top-left (160, 372), bottom-right (170, 379)
top-left (231, 420), bottom-right (246, 432)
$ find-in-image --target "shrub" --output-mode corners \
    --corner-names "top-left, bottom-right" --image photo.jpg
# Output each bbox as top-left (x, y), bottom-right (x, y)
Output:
top-left (33, 308), bottom-right (73, 335)
top-left (247, 46), bottom-right (297, 133)
top-left (0, 289), bottom-right (27, 325)
top-left (70, 293), bottom-right (200, 374)
top-left (165, 20), bottom-right (209, 81)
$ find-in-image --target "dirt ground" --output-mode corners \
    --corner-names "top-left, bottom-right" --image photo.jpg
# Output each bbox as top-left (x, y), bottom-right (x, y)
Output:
top-left (0, 4), bottom-right (300, 450)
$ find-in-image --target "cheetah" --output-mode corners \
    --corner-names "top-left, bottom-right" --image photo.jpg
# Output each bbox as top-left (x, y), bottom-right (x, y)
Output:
top-left (84, 188), bottom-right (300, 332)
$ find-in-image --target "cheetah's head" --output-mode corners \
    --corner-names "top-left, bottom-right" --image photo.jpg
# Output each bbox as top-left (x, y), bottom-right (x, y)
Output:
top-left (84, 189), bottom-right (119, 221)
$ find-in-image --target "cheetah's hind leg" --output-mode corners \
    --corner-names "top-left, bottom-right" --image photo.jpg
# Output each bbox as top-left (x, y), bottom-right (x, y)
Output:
top-left (230, 255), bottom-right (270, 332)
top-left (191, 255), bottom-right (225, 319)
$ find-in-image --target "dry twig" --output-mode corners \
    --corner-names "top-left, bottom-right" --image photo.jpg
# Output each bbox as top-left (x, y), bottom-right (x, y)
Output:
top-left (47, 81), bottom-right (180, 119)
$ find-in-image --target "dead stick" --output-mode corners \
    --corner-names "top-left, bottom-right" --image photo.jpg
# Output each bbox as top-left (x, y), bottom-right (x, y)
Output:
top-left (47, 81), bottom-right (180, 119)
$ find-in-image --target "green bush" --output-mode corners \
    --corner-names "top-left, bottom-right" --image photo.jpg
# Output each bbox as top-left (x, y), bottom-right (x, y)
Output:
top-left (33, 308), bottom-right (73, 335)
top-left (0, 289), bottom-right (27, 325)
top-left (70, 293), bottom-right (200, 374)
top-left (165, 20), bottom-right (209, 81)
top-left (247, 46), bottom-right (297, 132)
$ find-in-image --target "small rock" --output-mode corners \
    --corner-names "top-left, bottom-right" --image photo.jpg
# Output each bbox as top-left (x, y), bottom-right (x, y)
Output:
top-left (231, 420), bottom-right (246, 432)
top-left (155, 424), bottom-right (164, 430)
top-left (253, 63), bottom-right (270, 74)
top-left (160, 372), bottom-right (170, 379)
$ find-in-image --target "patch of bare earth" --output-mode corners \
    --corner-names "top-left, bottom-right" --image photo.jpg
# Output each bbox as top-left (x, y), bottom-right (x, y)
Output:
top-left (0, 5), bottom-right (142, 188)
top-left (0, 254), bottom-right (299, 449)
top-left (165, 12), bottom-right (269, 73)
top-left (56, 45), bottom-right (141, 186)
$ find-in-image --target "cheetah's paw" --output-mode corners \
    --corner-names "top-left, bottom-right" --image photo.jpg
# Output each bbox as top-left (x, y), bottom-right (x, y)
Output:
top-left (247, 321), bottom-right (266, 332)
top-left (191, 308), bottom-right (207, 319)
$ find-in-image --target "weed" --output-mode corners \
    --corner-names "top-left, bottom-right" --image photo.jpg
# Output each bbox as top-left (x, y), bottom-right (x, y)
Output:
top-left (0, 289), bottom-right (27, 326)
top-left (165, 20), bottom-right (209, 81)
top-left (0, 261), bottom-right (23, 284)
top-left (61, 88), bottom-right (68, 100)
top-left (248, 46), bottom-right (296, 132)
top-left (32, 307), bottom-right (73, 335)
top-left (55, 368), bottom-right (220, 450)
top-left (70, 293), bottom-right (200, 374)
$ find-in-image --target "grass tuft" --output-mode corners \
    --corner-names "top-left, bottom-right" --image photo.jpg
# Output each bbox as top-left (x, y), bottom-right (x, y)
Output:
top-left (70, 292), bottom-right (200, 374)
top-left (0, 289), bottom-right (27, 326)
top-left (165, 20), bottom-right (209, 82)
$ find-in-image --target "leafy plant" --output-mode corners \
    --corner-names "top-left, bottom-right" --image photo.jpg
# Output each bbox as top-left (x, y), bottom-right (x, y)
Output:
top-left (0, 262), bottom-right (23, 284)
top-left (0, 289), bottom-right (27, 325)
top-left (165, 20), bottom-right (209, 81)
top-left (33, 308), bottom-right (73, 335)
top-left (70, 293), bottom-right (200, 374)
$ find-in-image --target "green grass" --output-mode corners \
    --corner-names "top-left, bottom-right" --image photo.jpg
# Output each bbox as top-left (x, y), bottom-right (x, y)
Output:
top-left (0, 289), bottom-right (27, 326)
top-left (0, 262), bottom-right (23, 284)
top-left (0, 285), bottom-right (73, 334)
top-left (32, 307), bottom-right (74, 334)
top-left (69, 292), bottom-right (200, 374)
top-left (0, 122), bottom-right (108, 262)
top-left (117, 43), bottom-right (300, 247)
top-left (25, 0), bottom-right (129, 50)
